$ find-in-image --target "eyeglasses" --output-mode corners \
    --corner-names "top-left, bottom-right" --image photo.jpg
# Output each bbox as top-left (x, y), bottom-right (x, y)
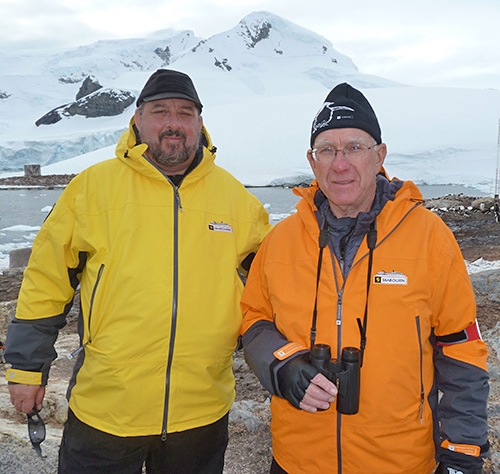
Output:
top-left (27, 406), bottom-right (46, 457)
top-left (311, 143), bottom-right (378, 164)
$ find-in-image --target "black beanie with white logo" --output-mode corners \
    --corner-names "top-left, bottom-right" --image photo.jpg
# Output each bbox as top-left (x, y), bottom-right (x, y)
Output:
top-left (310, 83), bottom-right (381, 148)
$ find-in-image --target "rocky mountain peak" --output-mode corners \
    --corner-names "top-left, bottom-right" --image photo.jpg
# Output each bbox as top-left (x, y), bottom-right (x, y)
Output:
top-left (76, 76), bottom-right (102, 101)
top-left (237, 16), bottom-right (272, 49)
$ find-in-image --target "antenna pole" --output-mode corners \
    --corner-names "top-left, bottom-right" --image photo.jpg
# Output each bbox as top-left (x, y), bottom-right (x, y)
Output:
top-left (496, 119), bottom-right (500, 197)
top-left (494, 121), bottom-right (500, 224)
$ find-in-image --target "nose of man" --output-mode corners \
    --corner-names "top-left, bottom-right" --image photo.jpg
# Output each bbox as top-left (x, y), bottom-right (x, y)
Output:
top-left (328, 152), bottom-right (352, 172)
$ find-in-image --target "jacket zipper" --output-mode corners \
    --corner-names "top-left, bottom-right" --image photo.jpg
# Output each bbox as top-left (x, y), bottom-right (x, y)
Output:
top-left (415, 316), bottom-right (425, 423)
top-left (161, 185), bottom-right (181, 440)
top-left (331, 253), bottom-right (344, 474)
top-left (336, 288), bottom-right (344, 474)
top-left (331, 242), bottom-right (368, 474)
top-left (67, 263), bottom-right (104, 359)
top-left (335, 290), bottom-right (343, 357)
top-left (327, 202), bottom-right (422, 473)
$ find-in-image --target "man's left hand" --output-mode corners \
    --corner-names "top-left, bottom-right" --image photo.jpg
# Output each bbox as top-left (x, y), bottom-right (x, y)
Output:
top-left (299, 373), bottom-right (337, 413)
top-left (434, 462), bottom-right (482, 474)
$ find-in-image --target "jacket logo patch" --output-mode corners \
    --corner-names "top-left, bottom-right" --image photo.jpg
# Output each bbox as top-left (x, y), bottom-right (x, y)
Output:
top-left (374, 271), bottom-right (408, 285)
top-left (208, 222), bottom-right (233, 233)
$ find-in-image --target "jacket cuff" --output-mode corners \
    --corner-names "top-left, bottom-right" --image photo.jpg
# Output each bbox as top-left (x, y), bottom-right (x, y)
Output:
top-left (5, 368), bottom-right (43, 385)
top-left (242, 320), bottom-right (307, 395)
top-left (270, 343), bottom-right (309, 397)
top-left (437, 439), bottom-right (489, 471)
top-left (273, 342), bottom-right (308, 361)
top-left (440, 440), bottom-right (481, 457)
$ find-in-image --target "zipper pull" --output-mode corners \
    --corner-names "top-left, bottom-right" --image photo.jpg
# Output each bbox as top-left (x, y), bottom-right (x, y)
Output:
top-left (67, 344), bottom-right (86, 360)
top-left (174, 188), bottom-right (183, 212)
top-left (336, 291), bottom-right (343, 326)
top-left (419, 392), bottom-right (425, 423)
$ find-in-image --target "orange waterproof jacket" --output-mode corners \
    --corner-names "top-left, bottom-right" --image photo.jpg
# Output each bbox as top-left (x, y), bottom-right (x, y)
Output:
top-left (241, 178), bottom-right (489, 474)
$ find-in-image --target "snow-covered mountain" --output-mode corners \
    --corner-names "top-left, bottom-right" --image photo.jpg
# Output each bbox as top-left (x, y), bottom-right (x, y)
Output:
top-left (0, 11), bottom-right (499, 193)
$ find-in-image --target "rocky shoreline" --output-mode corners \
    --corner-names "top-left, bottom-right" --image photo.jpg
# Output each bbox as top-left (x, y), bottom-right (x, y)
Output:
top-left (0, 174), bottom-right (77, 188)
top-left (1, 175), bottom-right (500, 473)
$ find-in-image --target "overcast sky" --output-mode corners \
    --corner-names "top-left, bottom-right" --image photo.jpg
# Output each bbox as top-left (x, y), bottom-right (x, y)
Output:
top-left (2, 0), bottom-right (500, 89)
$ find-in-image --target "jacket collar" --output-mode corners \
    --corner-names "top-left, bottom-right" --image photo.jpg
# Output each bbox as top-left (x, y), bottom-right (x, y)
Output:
top-left (313, 175), bottom-right (403, 238)
top-left (114, 117), bottom-right (217, 185)
top-left (293, 172), bottom-right (424, 238)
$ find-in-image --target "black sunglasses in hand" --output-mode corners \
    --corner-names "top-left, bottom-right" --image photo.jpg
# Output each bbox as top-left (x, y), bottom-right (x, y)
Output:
top-left (27, 406), bottom-right (46, 457)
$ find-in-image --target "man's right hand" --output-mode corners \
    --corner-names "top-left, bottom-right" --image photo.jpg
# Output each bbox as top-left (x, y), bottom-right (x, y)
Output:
top-left (8, 384), bottom-right (46, 413)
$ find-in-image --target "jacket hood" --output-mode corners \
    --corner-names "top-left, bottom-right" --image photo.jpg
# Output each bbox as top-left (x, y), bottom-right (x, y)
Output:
top-left (114, 117), bottom-right (217, 183)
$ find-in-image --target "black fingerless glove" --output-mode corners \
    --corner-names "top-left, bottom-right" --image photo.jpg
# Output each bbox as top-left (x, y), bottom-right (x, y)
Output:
top-left (275, 353), bottom-right (319, 408)
top-left (434, 463), bottom-right (482, 474)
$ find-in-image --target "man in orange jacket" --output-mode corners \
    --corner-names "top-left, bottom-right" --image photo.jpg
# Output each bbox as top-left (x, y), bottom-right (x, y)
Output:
top-left (240, 83), bottom-right (489, 473)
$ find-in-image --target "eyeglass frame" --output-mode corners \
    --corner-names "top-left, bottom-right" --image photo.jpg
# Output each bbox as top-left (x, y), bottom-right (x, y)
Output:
top-left (27, 406), bottom-right (46, 457)
top-left (310, 142), bottom-right (379, 163)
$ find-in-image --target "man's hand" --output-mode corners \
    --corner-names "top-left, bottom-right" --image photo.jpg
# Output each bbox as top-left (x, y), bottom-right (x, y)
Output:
top-left (434, 462), bottom-right (483, 474)
top-left (277, 353), bottom-right (337, 411)
top-left (299, 373), bottom-right (337, 413)
top-left (8, 384), bottom-right (46, 413)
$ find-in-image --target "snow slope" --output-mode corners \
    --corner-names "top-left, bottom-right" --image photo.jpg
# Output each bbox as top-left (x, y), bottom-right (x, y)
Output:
top-left (0, 10), bottom-right (498, 193)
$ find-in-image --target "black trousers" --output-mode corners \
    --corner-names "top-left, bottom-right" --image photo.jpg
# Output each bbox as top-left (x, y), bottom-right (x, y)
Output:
top-left (58, 409), bottom-right (228, 474)
top-left (270, 458), bottom-right (288, 474)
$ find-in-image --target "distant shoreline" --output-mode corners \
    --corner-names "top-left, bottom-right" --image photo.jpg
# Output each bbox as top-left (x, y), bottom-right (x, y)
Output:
top-left (0, 173), bottom-right (489, 199)
top-left (0, 174), bottom-right (77, 189)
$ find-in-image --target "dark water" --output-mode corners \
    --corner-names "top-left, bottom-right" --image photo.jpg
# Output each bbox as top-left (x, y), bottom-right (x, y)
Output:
top-left (0, 188), bottom-right (62, 229)
top-left (0, 189), bottom-right (63, 268)
top-left (0, 184), bottom-right (487, 269)
top-left (247, 183), bottom-right (486, 216)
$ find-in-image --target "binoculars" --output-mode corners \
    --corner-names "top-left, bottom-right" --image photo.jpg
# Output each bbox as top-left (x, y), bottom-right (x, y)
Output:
top-left (310, 344), bottom-right (360, 415)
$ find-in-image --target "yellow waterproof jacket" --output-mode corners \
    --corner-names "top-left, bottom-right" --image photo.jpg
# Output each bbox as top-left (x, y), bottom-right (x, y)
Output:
top-left (6, 120), bottom-right (271, 436)
top-left (241, 179), bottom-right (489, 473)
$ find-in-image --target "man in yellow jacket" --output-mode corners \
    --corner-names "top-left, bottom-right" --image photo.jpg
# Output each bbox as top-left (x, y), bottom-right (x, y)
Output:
top-left (5, 69), bottom-right (271, 474)
top-left (241, 83), bottom-right (489, 473)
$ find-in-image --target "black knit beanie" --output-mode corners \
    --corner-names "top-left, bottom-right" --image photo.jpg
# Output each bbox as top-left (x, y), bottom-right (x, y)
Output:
top-left (310, 83), bottom-right (381, 147)
top-left (136, 69), bottom-right (203, 111)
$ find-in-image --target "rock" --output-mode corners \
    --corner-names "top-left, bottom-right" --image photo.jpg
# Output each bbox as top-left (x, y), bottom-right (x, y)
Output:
top-left (471, 270), bottom-right (500, 303)
top-left (229, 400), bottom-right (267, 433)
top-left (75, 76), bottom-right (102, 101)
top-left (66, 89), bottom-right (135, 118)
top-left (9, 248), bottom-right (31, 269)
top-left (472, 196), bottom-right (496, 212)
top-left (43, 382), bottom-right (69, 424)
top-left (0, 301), bottom-right (16, 332)
top-left (154, 46), bottom-right (172, 64)
top-left (34, 105), bottom-right (70, 125)
top-left (35, 88), bottom-right (135, 126)
top-left (0, 174), bottom-right (76, 188)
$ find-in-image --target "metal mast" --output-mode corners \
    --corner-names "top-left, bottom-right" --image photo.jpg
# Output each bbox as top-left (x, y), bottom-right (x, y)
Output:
top-left (494, 120), bottom-right (500, 223)
top-left (496, 119), bottom-right (500, 197)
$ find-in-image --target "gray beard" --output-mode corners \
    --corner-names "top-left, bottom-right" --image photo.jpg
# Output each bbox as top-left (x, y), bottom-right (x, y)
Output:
top-left (148, 131), bottom-right (200, 168)
top-left (151, 143), bottom-right (191, 167)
